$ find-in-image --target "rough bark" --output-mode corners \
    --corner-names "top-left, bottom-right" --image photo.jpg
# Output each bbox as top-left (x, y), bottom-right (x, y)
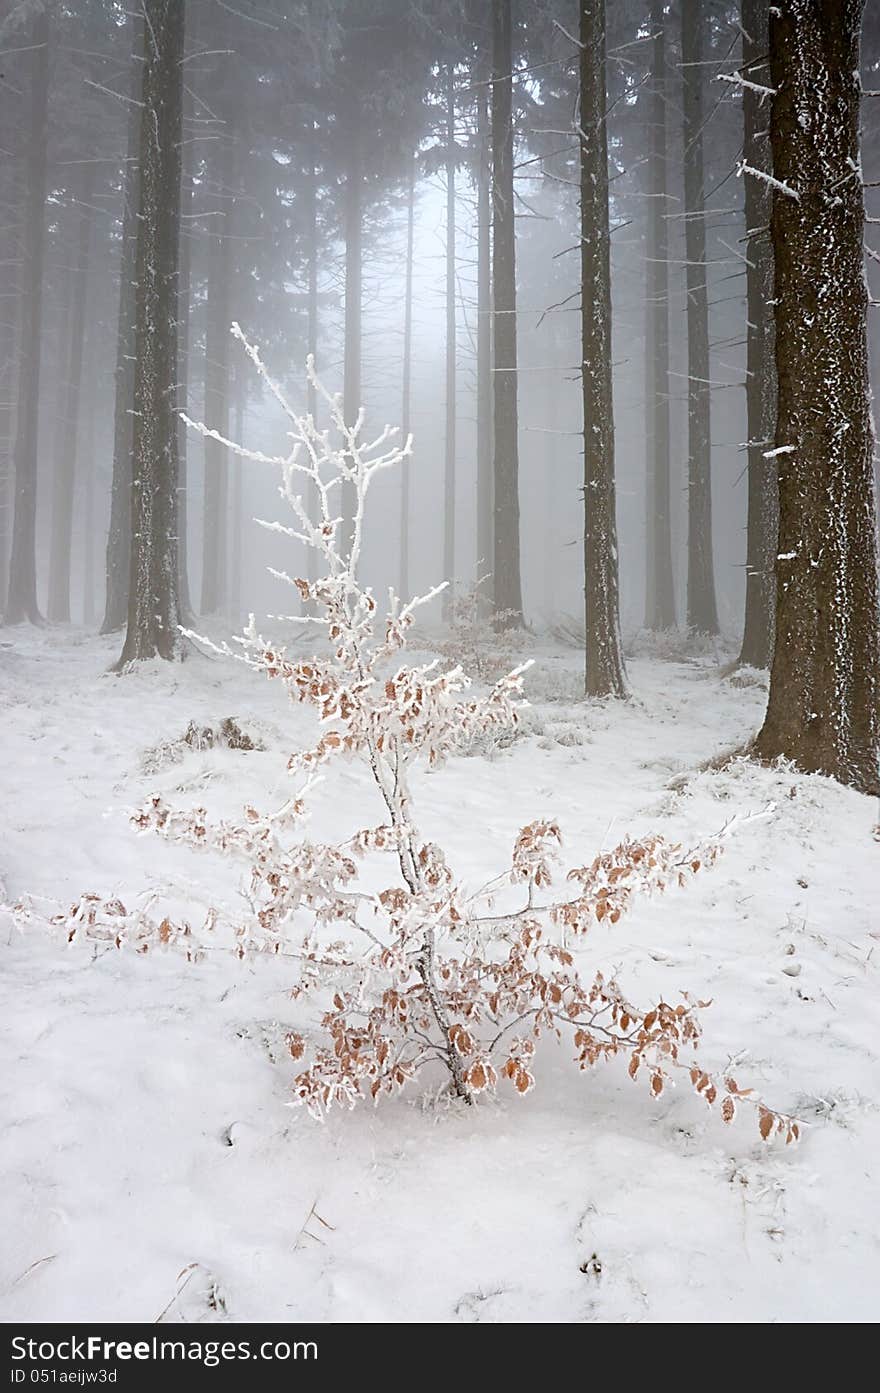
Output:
top-left (681, 0), bottom-right (719, 635)
top-left (754, 0), bottom-right (880, 794)
top-left (738, 0), bottom-right (778, 669)
top-left (491, 0), bottom-right (523, 625)
top-left (48, 165), bottom-right (95, 623)
top-left (116, 0), bottom-right (185, 667)
top-left (102, 26), bottom-right (142, 634)
top-left (443, 65), bottom-right (457, 614)
top-left (399, 153), bottom-right (415, 601)
top-left (644, 0), bottom-right (676, 631)
top-left (5, 12), bottom-right (48, 625)
top-left (580, 0), bottom-right (626, 697)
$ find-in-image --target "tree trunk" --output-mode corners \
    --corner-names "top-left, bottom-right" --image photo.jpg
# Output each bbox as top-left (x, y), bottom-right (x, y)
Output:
top-left (644, 0), bottom-right (676, 630)
top-left (5, 12), bottom-right (49, 625)
top-left (201, 131), bottom-right (234, 616)
top-left (580, 0), bottom-right (627, 697)
top-left (754, 0), bottom-right (880, 794)
top-left (342, 119), bottom-right (362, 550)
top-left (444, 65), bottom-right (457, 612)
top-left (738, 0), bottom-right (778, 669)
top-left (230, 369), bottom-right (244, 622)
top-left (306, 128), bottom-right (320, 594)
top-left (177, 158), bottom-right (193, 624)
top-left (475, 65), bottom-right (493, 601)
top-left (399, 153), bottom-right (415, 601)
top-left (81, 368), bottom-right (96, 626)
top-left (0, 224), bottom-right (20, 617)
top-left (116, 0), bottom-right (185, 667)
top-left (102, 30), bottom-right (142, 635)
top-left (491, 0), bottom-right (523, 625)
top-left (681, 0), bottom-right (719, 635)
top-left (48, 165), bottom-right (95, 623)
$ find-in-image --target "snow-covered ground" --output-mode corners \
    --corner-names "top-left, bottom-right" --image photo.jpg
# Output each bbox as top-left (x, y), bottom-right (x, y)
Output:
top-left (1, 626), bottom-right (878, 1323)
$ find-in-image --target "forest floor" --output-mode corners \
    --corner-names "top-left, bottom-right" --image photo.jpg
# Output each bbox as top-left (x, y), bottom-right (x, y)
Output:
top-left (1, 623), bottom-right (879, 1323)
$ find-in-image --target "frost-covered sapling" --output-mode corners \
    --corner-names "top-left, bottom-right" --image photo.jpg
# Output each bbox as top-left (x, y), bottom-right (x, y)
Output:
top-left (30, 330), bottom-right (793, 1142)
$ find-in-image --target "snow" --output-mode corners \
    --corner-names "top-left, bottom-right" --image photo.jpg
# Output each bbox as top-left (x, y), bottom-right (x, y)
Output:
top-left (2, 626), bottom-right (879, 1323)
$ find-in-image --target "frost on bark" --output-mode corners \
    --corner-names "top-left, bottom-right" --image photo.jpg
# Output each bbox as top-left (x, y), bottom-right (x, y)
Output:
top-left (580, 0), bottom-right (626, 697)
top-left (5, 11), bottom-right (48, 625)
top-left (754, 0), bottom-right (880, 794)
top-left (644, 0), bottom-right (676, 631)
top-left (681, 0), bottom-right (719, 636)
top-left (102, 24), bottom-right (141, 635)
top-left (48, 164), bottom-right (94, 624)
top-left (491, 0), bottom-right (523, 626)
top-left (116, 0), bottom-right (185, 667)
top-left (738, 0), bottom-right (778, 670)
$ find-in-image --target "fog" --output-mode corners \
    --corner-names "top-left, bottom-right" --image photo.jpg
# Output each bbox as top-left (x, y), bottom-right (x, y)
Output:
top-left (0, 0), bottom-right (768, 646)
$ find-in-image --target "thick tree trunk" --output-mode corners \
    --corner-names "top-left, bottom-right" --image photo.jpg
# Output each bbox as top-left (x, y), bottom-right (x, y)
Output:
top-left (48, 165), bottom-right (95, 623)
top-left (399, 154), bottom-right (415, 601)
top-left (443, 65), bottom-right (457, 612)
top-left (681, 0), bottom-right (719, 635)
top-left (738, 0), bottom-right (778, 669)
top-left (201, 132), bottom-right (234, 616)
top-left (644, 0), bottom-right (676, 631)
top-left (102, 30), bottom-right (142, 635)
top-left (754, 0), bottom-right (880, 794)
top-left (342, 121), bottom-right (362, 550)
top-left (580, 0), bottom-right (626, 697)
top-left (475, 67), bottom-right (493, 600)
top-left (6, 12), bottom-right (49, 625)
top-left (116, 0), bottom-right (185, 667)
top-left (491, 0), bottom-right (523, 625)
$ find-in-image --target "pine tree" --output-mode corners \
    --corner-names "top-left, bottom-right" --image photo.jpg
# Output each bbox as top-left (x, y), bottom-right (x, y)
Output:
top-left (5, 11), bottom-right (49, 625)
top-left (737, 0), bottom-right (777, 669)
top-left (580, 0), bottom-right (626, 697)
top-left (116, 0), bottom-right (186, 667)
top-left (681, 0), bottom-right (719, 635)
top-left (644, 0), bottom-right (675, 631)
top-left (491, 0), bottom-right (523, 625)
top-left (754, 0), bottom-right (880, 793)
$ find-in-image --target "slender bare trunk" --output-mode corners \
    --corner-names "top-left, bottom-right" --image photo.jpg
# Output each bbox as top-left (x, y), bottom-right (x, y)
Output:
top-left (476, 66), bottom-right (493, 601)
top-left (399, 154), bottom-right (415, 601)
top-left (6, 12), bottom-right (48, 625)
top-left (580, 0), bottom-right (627, 696)
top-left (102, 25), bottom-right (141, 634)
top-left (201, 128), bottom-right (234, 616)
top-left (444, 66), bottom-right (457, 612)
top-left (644, 0), bottom-right (676, 631)
top-left (738, 0), bottom-right (777, 669)
top-left (491, 0), bottom-right (523, 625)
top-left (48, 165), bottom-right (95, 623)
top-left (681, 0), bottom-right (719, 635)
